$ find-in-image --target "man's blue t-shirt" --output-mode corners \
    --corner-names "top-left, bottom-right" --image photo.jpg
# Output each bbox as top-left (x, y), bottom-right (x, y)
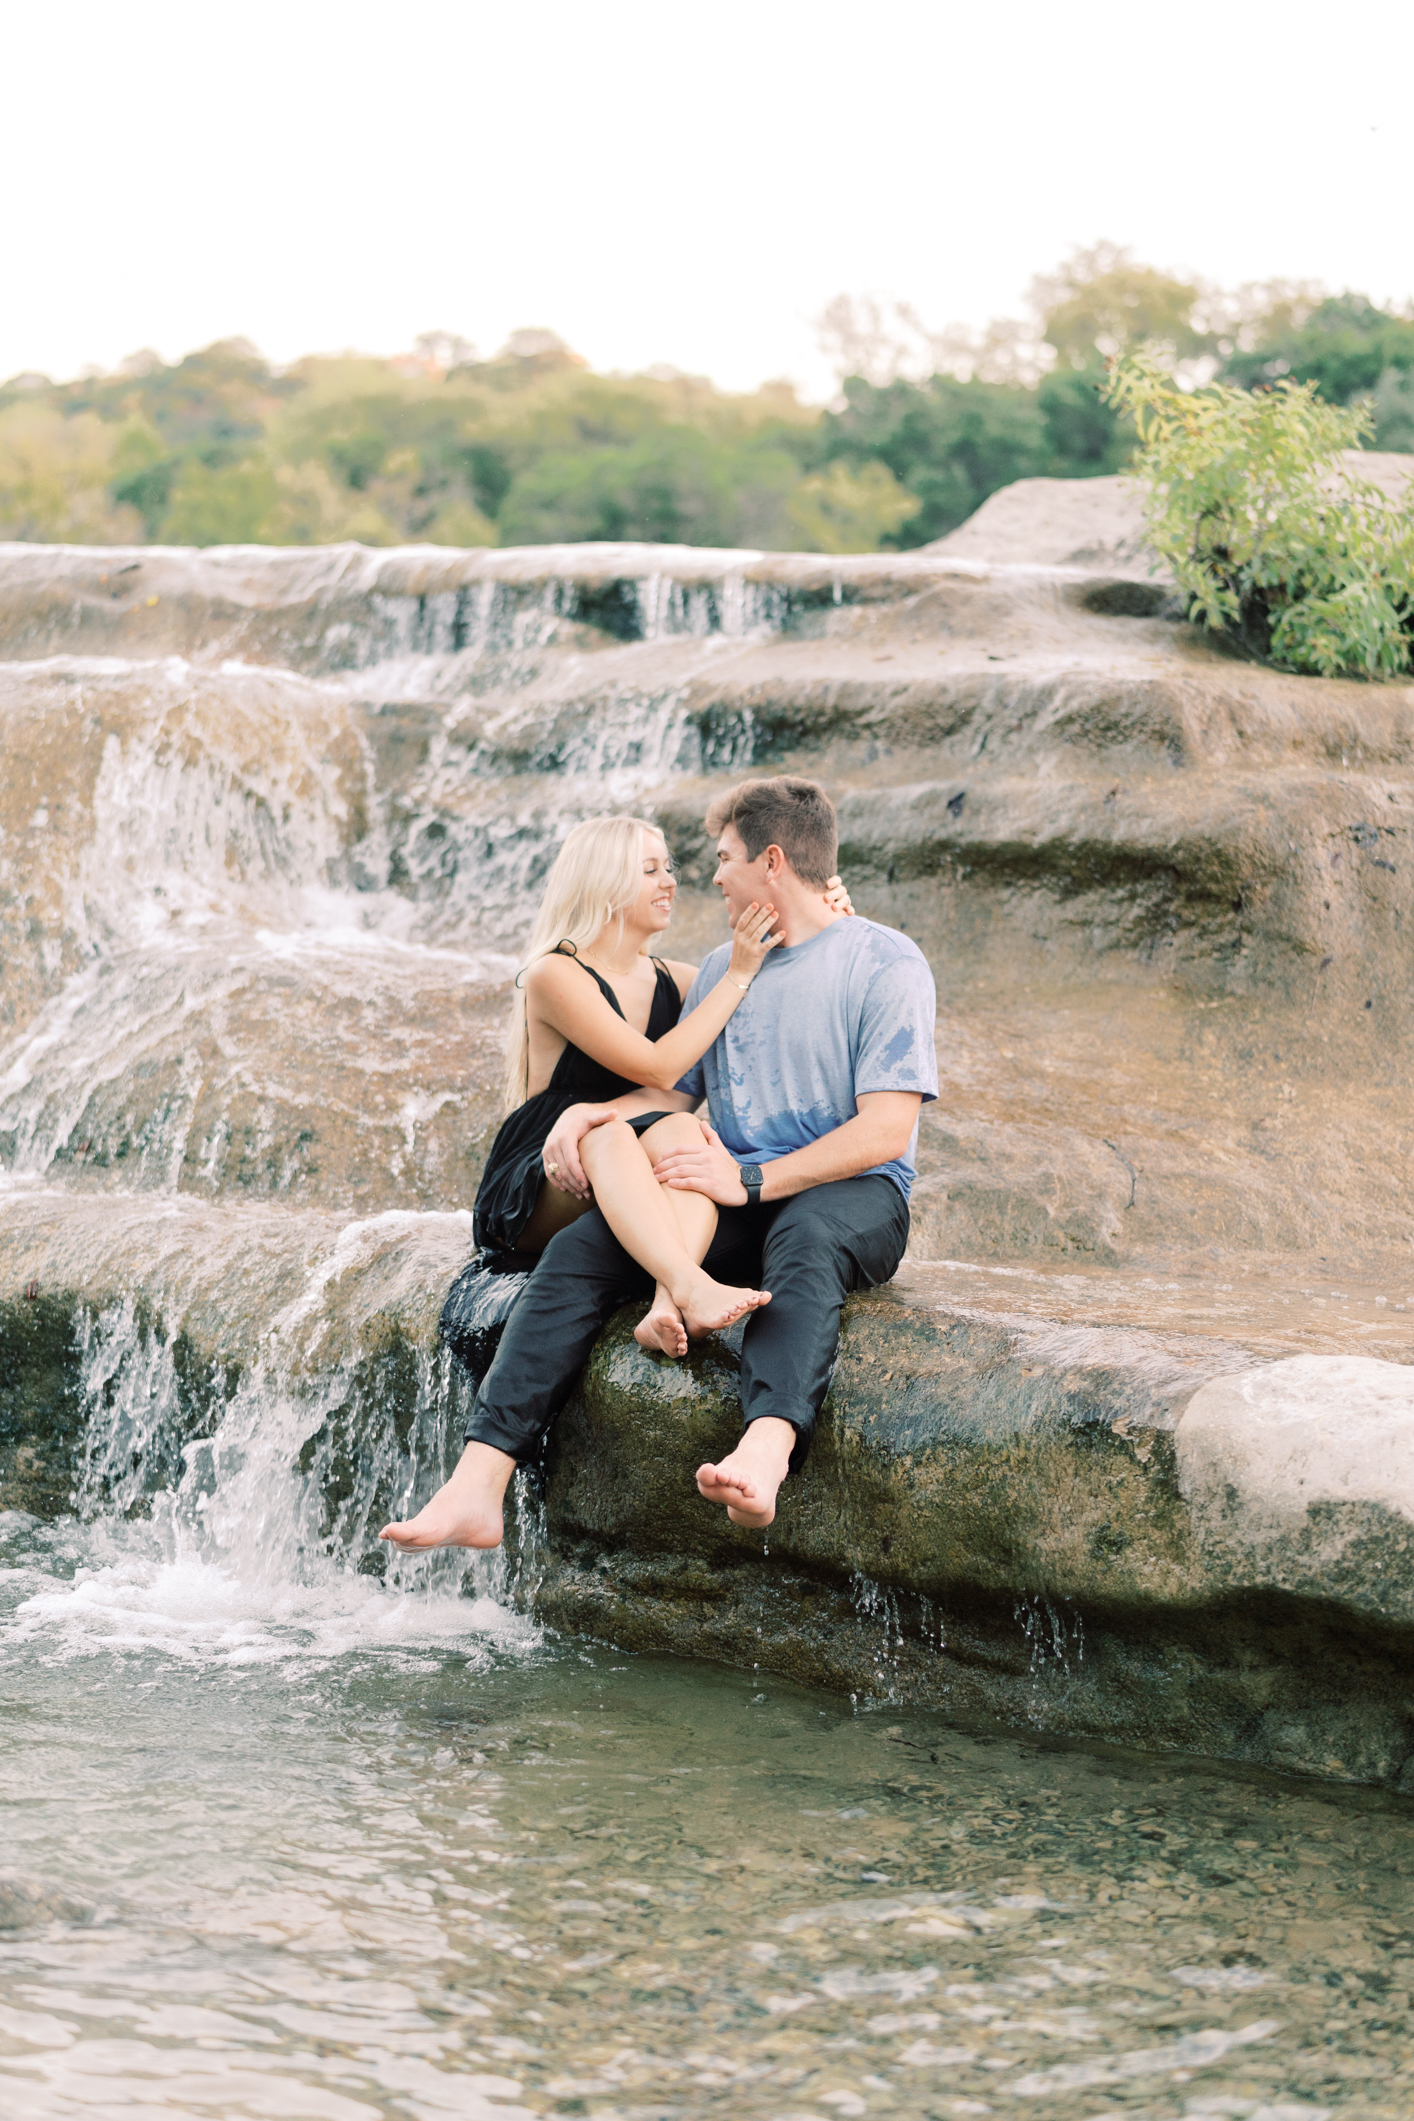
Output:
top-left (674, 916), bottom-right (938, 1199)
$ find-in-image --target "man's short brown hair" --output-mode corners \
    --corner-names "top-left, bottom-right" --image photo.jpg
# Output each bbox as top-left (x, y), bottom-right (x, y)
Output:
top-left (705, 775), bottom-right (838, 888)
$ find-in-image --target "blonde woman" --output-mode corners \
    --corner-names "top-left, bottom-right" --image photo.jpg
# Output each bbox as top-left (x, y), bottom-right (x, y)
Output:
top-left (471, 814), bottom-right (798, 1343)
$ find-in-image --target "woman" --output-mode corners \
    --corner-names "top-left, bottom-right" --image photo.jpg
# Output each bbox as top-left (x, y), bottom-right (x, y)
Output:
top-left (472, 813), bottom-right (791, 1354)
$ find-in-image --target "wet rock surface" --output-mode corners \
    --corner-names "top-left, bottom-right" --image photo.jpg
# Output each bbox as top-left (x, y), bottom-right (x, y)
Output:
top-left (2, 496), bottom-right (1414, 1785)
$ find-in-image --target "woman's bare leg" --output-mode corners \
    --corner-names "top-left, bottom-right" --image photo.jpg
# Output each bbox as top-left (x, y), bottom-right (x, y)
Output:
top-left (516, 1177), bottom-right (591, 1253)
top-left (631, 1114), bottom-right (720, 1355)
top-left (580, 1119), bottom-right (768, 1340)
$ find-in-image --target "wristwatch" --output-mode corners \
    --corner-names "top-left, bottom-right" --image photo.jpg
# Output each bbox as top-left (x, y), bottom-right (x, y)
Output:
top-left (738, 1162), bottom-right (764, 1206)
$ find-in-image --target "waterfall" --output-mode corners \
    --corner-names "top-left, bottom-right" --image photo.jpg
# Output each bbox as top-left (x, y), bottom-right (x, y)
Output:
top-left (0, 541), bottom-right (884, 1631)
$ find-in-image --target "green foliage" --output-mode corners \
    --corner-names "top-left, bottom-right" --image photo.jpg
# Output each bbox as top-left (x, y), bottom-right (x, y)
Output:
top-left (162, 460), bottom-right (281, 546)
top-left (819, 369), bottom-right (1127, 544)
top-left (1108, 352), bottom-right (1414, 681)
top-left (1219, 293), bottom-right (1414, 453)
top-left (785, 460), bottom-right (920, 554)
top-left (0, 342), bottom-right (832, 552)
top-left (1221, 293), bottom-right (1414, 405)
top-left (1036, 367), bottom-right (1130, 472)
top-left (0, 402), bottom-right (141, 542)
top-left (496, 428), bottom-right (790, 548)
top-left (4, 244), bottom-right (1409, 558)
top-left (1370, 366), bottom-right (1414, 455)
top-left (1035, 242), bottom-right (1215, 370)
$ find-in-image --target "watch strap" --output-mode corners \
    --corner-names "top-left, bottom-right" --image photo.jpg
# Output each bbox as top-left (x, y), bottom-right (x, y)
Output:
top-left (738, 1163), bottom-right (764, 1206)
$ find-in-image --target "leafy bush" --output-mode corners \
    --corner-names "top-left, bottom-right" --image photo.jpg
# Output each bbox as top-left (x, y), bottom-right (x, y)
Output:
top-left (1107, 352), bottom-right (1414, 680)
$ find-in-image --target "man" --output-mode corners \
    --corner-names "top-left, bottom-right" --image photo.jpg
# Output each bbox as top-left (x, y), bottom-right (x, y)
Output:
top-left (381, 775), bottom-right (937, 1549)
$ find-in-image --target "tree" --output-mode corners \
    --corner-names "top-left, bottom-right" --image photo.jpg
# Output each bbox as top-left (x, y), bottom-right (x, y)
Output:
top-left (1220, 291), bottom-right (1414, 413)
top-left (786, 461), bottom-right (920, 553)
top-left (0, 404), bottom-right (140, 542)
top-left (1034, 242), bottom-right (1214, 370)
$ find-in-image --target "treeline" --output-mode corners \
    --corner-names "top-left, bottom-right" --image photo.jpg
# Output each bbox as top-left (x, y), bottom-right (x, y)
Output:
top-left (3, 250), bottom-right (1412, 553)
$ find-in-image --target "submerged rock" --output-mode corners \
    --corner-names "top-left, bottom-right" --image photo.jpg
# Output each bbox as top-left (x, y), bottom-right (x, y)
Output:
top-left (0, 1873), bottom-right (95, 1930)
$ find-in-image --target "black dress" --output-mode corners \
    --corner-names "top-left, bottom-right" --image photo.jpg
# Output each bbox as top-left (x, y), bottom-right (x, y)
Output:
top-left (471, 949), bottom-right (682, 1253)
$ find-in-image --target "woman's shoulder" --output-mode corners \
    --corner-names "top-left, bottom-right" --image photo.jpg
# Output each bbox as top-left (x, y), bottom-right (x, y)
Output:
top-left (522, 951), bottom-right (597, 1007)
top-left (524, 948), bottom-right (583, 986)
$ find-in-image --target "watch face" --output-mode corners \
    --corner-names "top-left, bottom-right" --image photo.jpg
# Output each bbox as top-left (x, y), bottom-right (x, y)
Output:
top-left (740, 1164), bottom-right (764, 1187)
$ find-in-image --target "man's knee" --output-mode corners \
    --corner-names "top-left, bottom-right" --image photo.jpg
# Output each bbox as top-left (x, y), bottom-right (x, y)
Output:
top-left (638, 1111), bottom-right (704, 1164)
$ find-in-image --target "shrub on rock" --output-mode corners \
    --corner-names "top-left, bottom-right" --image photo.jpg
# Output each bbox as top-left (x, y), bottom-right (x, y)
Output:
top-left (1108, 350), bottom-right (1414, 680)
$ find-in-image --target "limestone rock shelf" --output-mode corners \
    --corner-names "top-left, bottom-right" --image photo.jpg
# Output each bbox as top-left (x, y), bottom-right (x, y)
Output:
top-left (3, 1189), bottom-right (1414, 1787)
top-left (2, 487), bottom-right (1413, 1788)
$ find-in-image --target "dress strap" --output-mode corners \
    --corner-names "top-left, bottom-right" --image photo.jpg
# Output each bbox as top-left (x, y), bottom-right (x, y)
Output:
top-left (646, 957), bottom-right (682, 1040)
top-left (553, 943), bottom-right (626, 1020)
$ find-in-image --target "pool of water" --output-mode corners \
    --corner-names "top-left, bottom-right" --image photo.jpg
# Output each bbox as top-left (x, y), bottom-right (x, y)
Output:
top-left (1, 1514), bottom-right (1410, 2121)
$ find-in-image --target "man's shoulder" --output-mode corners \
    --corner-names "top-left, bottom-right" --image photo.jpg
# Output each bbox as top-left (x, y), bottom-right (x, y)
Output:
top-left (835, 917), bottom-right (932, 976)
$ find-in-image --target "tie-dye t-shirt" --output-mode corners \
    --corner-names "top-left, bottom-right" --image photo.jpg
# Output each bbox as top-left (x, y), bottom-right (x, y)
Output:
top-left (674, 916), bottom-right (938, 1199)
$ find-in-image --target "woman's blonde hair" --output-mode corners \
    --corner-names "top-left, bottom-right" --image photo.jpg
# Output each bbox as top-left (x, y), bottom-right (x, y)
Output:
top-left (503, 814), bottom-right (668, 1108)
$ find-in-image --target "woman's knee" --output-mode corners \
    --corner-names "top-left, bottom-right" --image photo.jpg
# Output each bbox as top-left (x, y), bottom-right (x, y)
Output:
top-left (578, 1117), bottom-right (638, 1174)
top-left (638, 1111), bottom-right (704, 1165)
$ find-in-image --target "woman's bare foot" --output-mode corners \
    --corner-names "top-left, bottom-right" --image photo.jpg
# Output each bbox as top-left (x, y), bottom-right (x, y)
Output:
top-left (635, 1286), bottom-right (689, 1358)
top-left (696, 1416), bottom-right (796, 1528)
top-left (379, 1441), bottom-right (516, 1552)
top-left (673, 1267), bottom-right (771, 1339)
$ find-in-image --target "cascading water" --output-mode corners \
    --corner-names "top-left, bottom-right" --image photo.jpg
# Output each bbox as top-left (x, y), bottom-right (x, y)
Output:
top-left (0, 554), bottom-right (790, 1685)
top-left (0, 562), bottom-right (778, 1210)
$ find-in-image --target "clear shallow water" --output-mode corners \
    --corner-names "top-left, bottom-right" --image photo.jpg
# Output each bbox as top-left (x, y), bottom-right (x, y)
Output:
top-left (1, 1521), bottom-right (1410, 2121)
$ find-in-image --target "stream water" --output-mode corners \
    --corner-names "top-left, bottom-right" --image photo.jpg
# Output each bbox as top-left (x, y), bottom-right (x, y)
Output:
top-left (3, 1506), bottom-right (1411, 2121)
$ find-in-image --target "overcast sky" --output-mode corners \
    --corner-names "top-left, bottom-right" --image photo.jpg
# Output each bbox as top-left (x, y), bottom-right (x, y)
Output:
top-left (8, 0), bottom-right (1410, 399)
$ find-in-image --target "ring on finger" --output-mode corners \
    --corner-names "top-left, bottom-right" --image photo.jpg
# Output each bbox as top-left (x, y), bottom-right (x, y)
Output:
top-left (547, 1160), bottom-right (559, 1173)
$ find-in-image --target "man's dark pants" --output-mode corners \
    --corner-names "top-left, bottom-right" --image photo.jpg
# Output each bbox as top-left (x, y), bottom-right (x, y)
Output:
top-left (466, 1173), bottom-right (910, 1461)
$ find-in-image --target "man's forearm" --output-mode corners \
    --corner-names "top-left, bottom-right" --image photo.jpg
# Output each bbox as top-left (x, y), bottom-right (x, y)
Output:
top-left (759, 1115), bottom-right (906, 1200)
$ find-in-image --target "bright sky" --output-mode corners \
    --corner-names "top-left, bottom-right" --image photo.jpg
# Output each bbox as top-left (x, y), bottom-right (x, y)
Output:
top-left (9, 0), bottom-right (1411, 400)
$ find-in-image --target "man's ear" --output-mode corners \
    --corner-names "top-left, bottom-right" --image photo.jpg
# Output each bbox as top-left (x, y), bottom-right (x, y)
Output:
top-left (763, 842), bottom-right (786, 881)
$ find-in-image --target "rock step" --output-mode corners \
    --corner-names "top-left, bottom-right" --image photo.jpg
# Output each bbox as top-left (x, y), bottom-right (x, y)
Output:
top-left (3, 1191), bottom-right (1414, 1786)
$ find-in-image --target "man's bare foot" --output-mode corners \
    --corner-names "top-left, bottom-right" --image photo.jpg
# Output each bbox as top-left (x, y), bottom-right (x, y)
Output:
top-left (696, 1416), bottom-right (796, 1528)
top-left (635, 1287), bottom-right (689, 1358)
top-left (674, 1266), bottom-right (771, 1339)
top-left (379, 1441), bottom-right (516, 1552)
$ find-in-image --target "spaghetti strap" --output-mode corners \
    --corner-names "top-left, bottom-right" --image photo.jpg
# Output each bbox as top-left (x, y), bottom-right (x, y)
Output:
top-left (553, 943), bottom-right (626, 1020)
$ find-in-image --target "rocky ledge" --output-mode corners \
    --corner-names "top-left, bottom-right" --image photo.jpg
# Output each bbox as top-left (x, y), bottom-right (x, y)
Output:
top-left (5, 1191), bottom-right (1414, 1789)
top-left (4, 471), bottom-right (1414, 1790)
top-left (538, 1260), bottom-right (1414, 1791)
